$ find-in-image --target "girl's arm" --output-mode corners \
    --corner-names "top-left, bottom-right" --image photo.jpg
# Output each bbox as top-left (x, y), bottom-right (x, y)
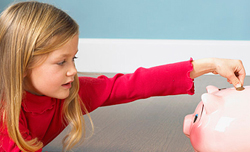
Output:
top-left (79, 59), bottom-right (194, 112)
top-left (0, 127), bottom-right (42, 152)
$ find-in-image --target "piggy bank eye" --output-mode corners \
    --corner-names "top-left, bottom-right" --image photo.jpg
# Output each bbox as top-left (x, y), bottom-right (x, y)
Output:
top-left (193, 114), bottom-right (198, 123)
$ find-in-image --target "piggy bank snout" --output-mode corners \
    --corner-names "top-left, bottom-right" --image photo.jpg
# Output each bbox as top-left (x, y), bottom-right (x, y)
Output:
top-left (183, 114), bottom-right (193, 138)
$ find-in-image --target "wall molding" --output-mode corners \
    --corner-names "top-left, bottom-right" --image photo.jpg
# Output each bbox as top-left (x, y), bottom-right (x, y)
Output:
top-left (76, 38), bottom-right (250, 75)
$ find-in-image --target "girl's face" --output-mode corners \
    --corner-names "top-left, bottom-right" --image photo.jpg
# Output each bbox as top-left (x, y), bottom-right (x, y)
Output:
top-left (24, 35), bottom-right (79, 99)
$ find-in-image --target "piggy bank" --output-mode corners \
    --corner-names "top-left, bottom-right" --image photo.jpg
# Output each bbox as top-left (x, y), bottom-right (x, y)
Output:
top-left (183, 85), bottom-right (250, 152)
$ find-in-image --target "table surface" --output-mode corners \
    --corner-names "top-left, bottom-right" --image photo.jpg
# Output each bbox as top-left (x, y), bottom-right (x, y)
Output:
top-left (43, 74), bottom-right (250, 152)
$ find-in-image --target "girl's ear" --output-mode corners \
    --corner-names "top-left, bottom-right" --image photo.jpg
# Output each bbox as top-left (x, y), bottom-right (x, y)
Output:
top-left (23, 70), bottom-right (28, 78)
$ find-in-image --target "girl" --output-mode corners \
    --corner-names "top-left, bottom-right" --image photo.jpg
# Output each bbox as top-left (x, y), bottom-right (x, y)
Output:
top-left (0, 1), bottom-right (245, 152)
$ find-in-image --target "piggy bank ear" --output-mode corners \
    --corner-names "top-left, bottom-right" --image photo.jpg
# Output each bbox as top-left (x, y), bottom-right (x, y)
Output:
top-left (202, 93), bottom-right (223, 114)
top-left (206, 85), bottom-right (219, 93)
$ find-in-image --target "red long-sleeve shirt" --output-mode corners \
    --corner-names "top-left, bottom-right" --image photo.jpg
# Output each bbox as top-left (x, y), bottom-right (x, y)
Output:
top-left (0, 59), bottom-right (194, 151)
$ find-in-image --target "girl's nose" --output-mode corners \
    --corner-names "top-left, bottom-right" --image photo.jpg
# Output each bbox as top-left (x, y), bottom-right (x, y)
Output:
top-left (67, 64), bottom-right (77, 77)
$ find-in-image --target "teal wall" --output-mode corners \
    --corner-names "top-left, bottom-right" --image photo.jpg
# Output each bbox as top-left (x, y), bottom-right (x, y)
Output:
top-left (1, 0), bottom-right (250, 40)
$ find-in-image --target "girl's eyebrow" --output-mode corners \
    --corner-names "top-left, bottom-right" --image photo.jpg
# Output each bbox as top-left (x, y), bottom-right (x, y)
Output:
top-left (57, 50), bottom-right (78, 58)
top-left (59, 53), bottom-right (71, 57)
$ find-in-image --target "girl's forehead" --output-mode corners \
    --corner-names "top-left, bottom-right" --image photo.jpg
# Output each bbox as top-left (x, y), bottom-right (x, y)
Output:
top-left (49, 35), bottom-right (79, 57)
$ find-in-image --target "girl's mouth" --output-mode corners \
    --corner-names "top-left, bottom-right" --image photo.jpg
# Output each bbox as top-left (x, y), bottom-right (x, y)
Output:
top-left (62, 82), bottom-right (72, 89)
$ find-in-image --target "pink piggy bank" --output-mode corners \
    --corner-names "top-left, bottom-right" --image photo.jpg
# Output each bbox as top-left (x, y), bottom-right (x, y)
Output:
top-left (183, 85), bottom-right (250, 152)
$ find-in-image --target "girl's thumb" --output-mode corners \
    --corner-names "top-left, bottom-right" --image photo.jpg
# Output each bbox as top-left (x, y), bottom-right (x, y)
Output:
top-left (232, 76), bottom-right (243, 89)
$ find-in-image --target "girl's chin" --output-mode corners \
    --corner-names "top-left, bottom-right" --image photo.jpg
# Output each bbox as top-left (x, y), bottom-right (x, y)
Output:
top-left (53, 92), bottom-right (70, 99)
top-left (25, 89), bottom-right (70, 99)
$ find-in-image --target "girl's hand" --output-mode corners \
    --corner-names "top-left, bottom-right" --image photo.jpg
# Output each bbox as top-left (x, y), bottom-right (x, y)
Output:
top-left (212, 58), bottom-right (245, 88)
top-left (190, 58), bottom-right (246, 88)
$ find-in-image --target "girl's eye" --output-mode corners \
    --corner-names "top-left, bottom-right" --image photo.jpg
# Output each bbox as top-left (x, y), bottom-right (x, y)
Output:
top-left (73, 56), bottom-right (78, 61)
top-left (57, 60), bottom-right (66, 65)
top-left (57, 56), bottom-right (77, 65)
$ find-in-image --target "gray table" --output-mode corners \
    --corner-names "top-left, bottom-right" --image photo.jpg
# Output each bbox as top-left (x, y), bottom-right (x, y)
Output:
top-left (43, 75), bottom-right (250, 152)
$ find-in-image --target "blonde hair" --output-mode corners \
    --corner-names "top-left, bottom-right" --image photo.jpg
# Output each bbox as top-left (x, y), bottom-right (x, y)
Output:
top-left (0, 1), bottom-right (92, 151)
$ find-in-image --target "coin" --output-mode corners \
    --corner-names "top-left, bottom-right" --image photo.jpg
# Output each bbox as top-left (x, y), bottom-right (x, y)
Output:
top-left (236, 86), bottom-right (245, 91)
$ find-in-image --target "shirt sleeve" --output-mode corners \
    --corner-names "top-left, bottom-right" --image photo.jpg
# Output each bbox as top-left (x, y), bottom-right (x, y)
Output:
top-left (78, 58), bottom-right (194, 113)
